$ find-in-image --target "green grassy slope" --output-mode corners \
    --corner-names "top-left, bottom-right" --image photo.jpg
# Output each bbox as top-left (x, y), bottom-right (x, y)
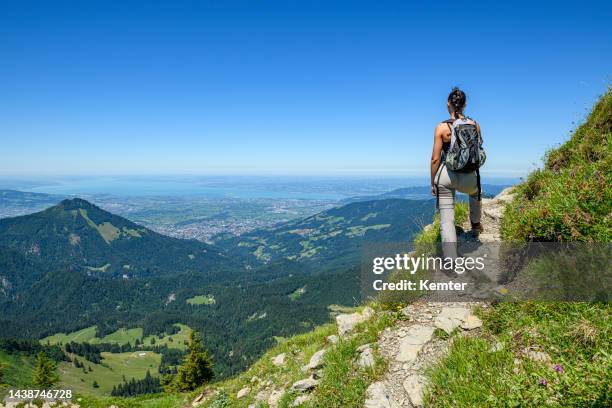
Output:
top-left (0, 350), bottom-right (36, 392)
top-left (501, 88), bottom-right (611, 242)
top-left (43, 324), bottom-right (191, 350)
top-left (60, 351), bottom-right (161, 397)
top-left (426, 302), bottom-right (611, 407)
top-left (42, 326), bottom-right (99, 345)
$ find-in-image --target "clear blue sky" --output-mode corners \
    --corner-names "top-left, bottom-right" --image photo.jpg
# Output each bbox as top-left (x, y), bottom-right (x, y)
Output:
top-left (1, 0), bottom-right (610, 176)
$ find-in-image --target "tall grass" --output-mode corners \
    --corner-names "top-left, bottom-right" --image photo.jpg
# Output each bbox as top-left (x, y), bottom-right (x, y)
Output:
top-left (502, 88), bottom-right (612, 242)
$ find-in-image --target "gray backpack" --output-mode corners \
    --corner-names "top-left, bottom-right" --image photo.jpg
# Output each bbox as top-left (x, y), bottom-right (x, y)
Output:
top-left (444, 117), bottom-right (486, 172)
top-left (441, 117), bottom-right (486, 200)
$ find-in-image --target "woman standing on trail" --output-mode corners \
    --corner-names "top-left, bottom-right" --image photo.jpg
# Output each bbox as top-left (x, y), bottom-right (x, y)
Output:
top-left (430, 88), bottom-right (485, 249)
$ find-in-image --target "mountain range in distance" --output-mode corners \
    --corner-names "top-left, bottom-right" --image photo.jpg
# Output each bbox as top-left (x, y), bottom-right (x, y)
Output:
top-left (340, 184), bottom-right (511, 204)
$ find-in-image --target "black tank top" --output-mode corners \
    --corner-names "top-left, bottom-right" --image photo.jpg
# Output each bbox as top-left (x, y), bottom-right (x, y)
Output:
top-left (441, 118), bottom-right (454, 155)
top-left (442, 141), bottom-right (450, 154)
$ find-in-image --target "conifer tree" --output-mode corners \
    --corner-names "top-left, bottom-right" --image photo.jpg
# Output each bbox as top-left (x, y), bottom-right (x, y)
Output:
top-left (33, 352), bottom-right (59, 388)
top-left (168, 331), bottom-right (213, 391)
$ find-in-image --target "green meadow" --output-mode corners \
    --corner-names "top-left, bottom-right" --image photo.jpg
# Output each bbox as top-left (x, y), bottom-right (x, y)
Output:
top-left (37, 324), bottom-right (194, 396)
top-left (60, 351), bottom-right (161, 396)
top-left (42, 324), bottom-right (192, 350)
top-left (186, 294), bottom-right (216, 305)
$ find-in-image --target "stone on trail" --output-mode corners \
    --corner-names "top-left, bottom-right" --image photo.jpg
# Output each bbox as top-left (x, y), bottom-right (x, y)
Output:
top-left (396, 342), bottom-right (423, 362)
top-left (290, 377), bottom-right (319, 392)
top-left (478, 233), bottom-right (500, 242)
top-left (364, 382), bottom-right (399, 408)
top-left (460, 314), bottom-right (483, 330)
top-left (336, 306), bottom-right (374, 337)
top-left (395, 325), bottom-right (434, 362)
top-left (357, 344), bottom-right (375, 368)
top-left (403, 325), bottom-right (435, 344)
top-left (435, 307), bottom-right (471, 334)
top-left (403, 375), bottom-right (426, 407)
top-left (439, 307), bottom-right (470, 321)
top-left (484, 206), bottom-right (504, 221)
top-left (271, 352), bottom-right (286, 366)
top-left (434, 315), bottom-right (457, 334)
top-left (236, 386), bottom-right (251, 399)
top-left (306, 348), bottom-right (327, 370)
top-left (268, 389), bottom-right (284, 408)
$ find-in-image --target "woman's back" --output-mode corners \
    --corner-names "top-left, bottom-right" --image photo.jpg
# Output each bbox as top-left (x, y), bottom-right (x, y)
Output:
top-left (430, 88), bottom-right (484, 251)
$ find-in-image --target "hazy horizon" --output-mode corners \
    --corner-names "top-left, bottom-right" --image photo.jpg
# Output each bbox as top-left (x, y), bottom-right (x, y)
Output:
top-left (0, 174), bottom-right (519, 200)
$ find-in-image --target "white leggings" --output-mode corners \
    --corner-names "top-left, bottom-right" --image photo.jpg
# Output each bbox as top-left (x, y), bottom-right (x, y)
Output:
top-left (436, 164), bottom-right (481, 246)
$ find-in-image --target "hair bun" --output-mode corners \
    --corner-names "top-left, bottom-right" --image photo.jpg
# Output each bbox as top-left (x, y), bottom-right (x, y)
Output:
top-left (448, 87), bottom-right (466, 112)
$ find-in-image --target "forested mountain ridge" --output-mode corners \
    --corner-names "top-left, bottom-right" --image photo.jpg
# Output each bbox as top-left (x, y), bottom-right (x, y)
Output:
top-left (340, 184), bottom-right (510, 204)
top-left (214, 198), bottom-right (434, 269)
top-left (0, 196), bottom-right (435, 381)
top-left (0, 198), bottom-right (235, 280)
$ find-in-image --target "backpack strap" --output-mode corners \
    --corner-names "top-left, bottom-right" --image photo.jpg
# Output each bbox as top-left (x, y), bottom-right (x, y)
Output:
top-left (442, 118), bottom-right (454, 133)
top-left (441, 119), bottom-right (454, 159)
top-left (435, 162), bottom-right (446, 209)
top-left (476, 168), bottom-right (481, 201)
top-left (468, 116), bottom-right (482, 200)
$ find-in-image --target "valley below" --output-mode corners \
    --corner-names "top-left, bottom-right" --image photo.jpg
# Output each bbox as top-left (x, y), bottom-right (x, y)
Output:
top-left (0, 179), bottom-right (510, 399)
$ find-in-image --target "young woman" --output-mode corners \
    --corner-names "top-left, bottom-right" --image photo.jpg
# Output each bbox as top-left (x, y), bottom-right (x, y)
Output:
top-left (430, 88), bottom-right (483, 246)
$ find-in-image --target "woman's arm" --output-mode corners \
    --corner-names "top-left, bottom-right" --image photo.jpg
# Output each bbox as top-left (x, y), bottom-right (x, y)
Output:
top-left (430, 124), bottom-right (444, 196)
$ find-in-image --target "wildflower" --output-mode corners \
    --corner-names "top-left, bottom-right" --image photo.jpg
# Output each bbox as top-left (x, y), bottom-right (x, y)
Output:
top-left (554, 364), bottom-right (564, 373)
top-left (538, 378), bottom-right (548, 386)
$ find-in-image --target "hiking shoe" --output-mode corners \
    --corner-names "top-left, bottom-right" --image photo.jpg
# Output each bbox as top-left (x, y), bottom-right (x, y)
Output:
top-left (471, 222), bottom-right (484, 234)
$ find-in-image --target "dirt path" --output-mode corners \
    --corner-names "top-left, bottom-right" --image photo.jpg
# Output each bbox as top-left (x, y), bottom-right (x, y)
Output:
top-left (364, 188), bottom-right (514, 408)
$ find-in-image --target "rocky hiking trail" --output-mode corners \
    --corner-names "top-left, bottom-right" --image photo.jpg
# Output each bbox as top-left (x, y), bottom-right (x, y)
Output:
top-left (363, 188), bottom-right (514, 408)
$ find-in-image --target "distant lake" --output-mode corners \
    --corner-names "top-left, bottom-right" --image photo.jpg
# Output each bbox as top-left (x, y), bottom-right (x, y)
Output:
top-left (17, 175), bottom-right (424, 200)
top-left (4, 175), bottom-right (520, 200)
